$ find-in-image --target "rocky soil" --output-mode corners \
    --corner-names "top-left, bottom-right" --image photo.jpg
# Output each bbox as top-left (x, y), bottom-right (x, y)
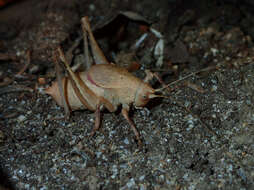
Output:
top-left (0, 0), bottom-right (253, 189)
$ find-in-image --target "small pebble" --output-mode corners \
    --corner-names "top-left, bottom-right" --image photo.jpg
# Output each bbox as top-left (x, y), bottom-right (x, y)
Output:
top-left (18, 115), bottom-right (26, 122)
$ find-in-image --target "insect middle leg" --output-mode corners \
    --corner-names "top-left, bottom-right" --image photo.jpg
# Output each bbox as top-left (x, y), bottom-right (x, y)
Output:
top-left (90, 104), bottom-right (102, 137)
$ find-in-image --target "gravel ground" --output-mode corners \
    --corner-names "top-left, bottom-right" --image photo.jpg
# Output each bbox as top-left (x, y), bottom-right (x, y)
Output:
top-left (0, 0), bottom-right (254, 189)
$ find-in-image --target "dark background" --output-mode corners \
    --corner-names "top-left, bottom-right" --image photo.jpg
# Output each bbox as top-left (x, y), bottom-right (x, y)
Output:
top-left (0, 0), bottom-right (254, 189)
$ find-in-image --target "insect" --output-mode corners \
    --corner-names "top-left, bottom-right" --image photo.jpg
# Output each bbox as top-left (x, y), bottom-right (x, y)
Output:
top-left (45, 17), bottom-right (168, 147)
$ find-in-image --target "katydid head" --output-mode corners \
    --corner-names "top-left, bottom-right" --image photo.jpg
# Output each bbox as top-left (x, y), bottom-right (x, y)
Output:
top-left (133, 82), bottom-right (170, 108)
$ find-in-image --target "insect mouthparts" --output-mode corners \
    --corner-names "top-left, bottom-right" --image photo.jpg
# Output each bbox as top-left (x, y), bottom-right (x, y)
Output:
top-left (149, 94), bottom-right (169, 99)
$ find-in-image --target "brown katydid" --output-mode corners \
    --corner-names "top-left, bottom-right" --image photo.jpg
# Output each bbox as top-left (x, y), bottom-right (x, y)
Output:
top-left (45, 16), bottom-right (169, 146)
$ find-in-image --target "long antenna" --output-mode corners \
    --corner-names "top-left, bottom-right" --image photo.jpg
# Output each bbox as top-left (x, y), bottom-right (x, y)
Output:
top-left (155, 66), bottom-right (216, 92)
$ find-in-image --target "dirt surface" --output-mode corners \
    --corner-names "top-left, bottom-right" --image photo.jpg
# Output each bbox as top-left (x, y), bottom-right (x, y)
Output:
top-left (0, 0), bottom-right (254, 189)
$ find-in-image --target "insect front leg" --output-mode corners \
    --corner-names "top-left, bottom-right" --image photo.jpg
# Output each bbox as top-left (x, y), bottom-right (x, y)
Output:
top-left (143, 69), bottom-right (165, 84)
top-left (144, 70), bottom-right (173, 92)
top-left (121, 105), bottom-right (142, 147)
top-left (143, 70), bottom-right (155, 83)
